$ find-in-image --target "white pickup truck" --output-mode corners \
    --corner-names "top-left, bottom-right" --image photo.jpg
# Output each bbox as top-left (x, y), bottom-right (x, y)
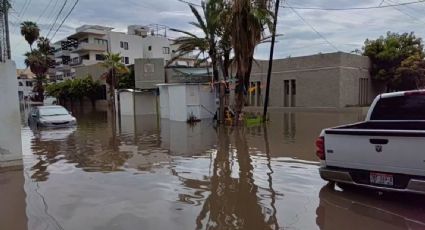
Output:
top-left (317, 90), bottom-right (425, 194)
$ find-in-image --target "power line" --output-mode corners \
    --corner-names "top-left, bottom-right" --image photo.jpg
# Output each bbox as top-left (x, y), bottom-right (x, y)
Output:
top-left (384, 0), bottom-right (424, 22)
top-left (18, 0), bottom-right (29, 17)
top-left (19, 0), bottom-right (32, 18)
top-left (281, 0), bottom-right (425, 11)
top-left (385, 0), bottom-right (425, 23)
top-left (287, 4), bottom-right (339, 51)
top-left (177, 0), bottom-right (201, 7)
top-left (36, 0), bottom-right (54, 23)
top-left (46, 0), bottom-right (68, 38)
top-left (43, 0), bottom-right (60, 32)
top-left (50, 0), bottom-right (79, 40)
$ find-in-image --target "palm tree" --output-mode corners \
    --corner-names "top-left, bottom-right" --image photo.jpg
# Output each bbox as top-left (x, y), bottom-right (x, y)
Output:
top-left (22, 28), bottom-right (53, 102)
top-left (171, 0), bottom-right (223, 81)
top-left (24, 48), bottom-right (51, 102)
top-left (101, 52), bottom-right (128, 108)
top-left (231, 0), bottom-right (273, 120)
top-left (20, 21), bottom-right (40, 51)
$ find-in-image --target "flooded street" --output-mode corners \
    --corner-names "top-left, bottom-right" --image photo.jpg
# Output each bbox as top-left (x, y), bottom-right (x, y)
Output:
top-left (3, 108), bottom-right (425, 229)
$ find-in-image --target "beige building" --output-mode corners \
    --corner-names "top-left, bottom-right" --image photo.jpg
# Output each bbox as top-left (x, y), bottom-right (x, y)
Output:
top-left (248, 52), bottom-right (377, 108)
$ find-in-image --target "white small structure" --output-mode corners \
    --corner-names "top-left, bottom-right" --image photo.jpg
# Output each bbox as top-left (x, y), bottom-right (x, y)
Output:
top-left (158, 83), bottom-right (216, 122)
top-left (117, 89), bottom-right (158, 116)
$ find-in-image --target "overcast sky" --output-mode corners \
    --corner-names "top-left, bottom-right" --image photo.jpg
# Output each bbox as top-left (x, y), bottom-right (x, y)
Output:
top-left (8, 0), bottom-right (425, 68)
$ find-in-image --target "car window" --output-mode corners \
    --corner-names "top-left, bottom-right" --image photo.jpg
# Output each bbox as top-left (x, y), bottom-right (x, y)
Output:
top-left (39, 107), bottom-right (69, 116)
top-left (371, 95), bottom-right (425, 120)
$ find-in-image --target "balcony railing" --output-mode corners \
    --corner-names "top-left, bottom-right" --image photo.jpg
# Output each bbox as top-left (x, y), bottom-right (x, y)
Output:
top-left (71, 42), bottom-right (107, 53)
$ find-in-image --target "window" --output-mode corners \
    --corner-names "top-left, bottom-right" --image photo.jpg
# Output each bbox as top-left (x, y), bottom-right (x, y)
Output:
top-left (18, 82), bottom-right (23, 86)
top-left (72, 57), bottom-right (79, 64)
top-left (148, 46), bottom-right (152, 51)
top-left (284, 80), bottom-right (290, 95)
top-left (120, 41), bottom-right (128, 50)
top-left (291, 80), bottom-right (296, 95)
top-left (26, 81), bottom-right (33, 87)
top-left (121, 57), bottom-right (129, 64)
top-left (96, 54), bottom-right (105, 61)
top-left (370, 95), bottom-right (425, 120)
top-left (94, 38), bottom-right (107, 46)
top-left (162, 47), bottom-right (170, 54)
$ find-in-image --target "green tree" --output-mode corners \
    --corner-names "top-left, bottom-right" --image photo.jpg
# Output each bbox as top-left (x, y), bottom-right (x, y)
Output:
top-left (20, 21), bottom-right (40, 51)
top-left (46, 76), bottom-right (103, 107)
top-left (394, 54), bottom-right (425, 90)
top-left (118, 65), bottom-right (135, 89)
top-left (84, 76), bottom-right (103, 107)
top-left (363, 32), bottom-right (425, 91)
top-left (231, 0), bottom-right (273, 118)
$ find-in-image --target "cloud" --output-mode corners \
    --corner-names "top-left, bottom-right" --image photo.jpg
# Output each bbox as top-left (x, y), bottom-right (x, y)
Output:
top-left (9, 0), bottom-right (425, 68)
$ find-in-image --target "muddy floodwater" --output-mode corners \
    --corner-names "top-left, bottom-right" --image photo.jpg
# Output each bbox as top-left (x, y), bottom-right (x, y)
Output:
top-left (2, 108), bottom-right (425, 230)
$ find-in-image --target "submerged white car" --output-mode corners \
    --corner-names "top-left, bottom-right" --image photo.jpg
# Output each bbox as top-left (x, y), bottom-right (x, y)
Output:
top-left (29, 105), bottom-right (77, 128)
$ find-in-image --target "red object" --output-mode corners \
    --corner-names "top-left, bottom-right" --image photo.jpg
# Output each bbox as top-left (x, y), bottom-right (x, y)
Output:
top-left (316, 136), bottom-right (325, 160)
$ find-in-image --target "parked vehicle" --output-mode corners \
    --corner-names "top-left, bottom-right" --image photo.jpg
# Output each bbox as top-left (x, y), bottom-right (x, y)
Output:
top-left (43, 96), bottom-right (57, 105)
top-left (317, 90), bottom-right (425, 194)
top-left (28, 106), bottom-right (77, 128)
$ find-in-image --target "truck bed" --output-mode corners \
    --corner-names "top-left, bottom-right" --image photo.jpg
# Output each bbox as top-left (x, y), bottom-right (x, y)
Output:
top-left (323, 121), bottom-right (425, 177)
top-left (325, 121), bottom-right (425, 137)
top-left (333, 121), bottom-right (425, 131)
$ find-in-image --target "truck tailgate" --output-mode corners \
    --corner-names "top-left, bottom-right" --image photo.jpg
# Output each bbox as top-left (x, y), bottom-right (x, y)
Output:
top-left (324, 129), bottom-right (425, 177)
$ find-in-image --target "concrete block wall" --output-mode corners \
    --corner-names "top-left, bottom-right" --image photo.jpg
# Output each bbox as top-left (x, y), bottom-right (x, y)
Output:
top-left (249, 52), bottom-right (373, 108)
top-left (134, 58), bottom-right (165, 89)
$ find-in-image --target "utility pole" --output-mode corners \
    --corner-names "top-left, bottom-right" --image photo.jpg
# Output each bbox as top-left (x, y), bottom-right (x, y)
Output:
top-left (263, 0), bottom-right (280, 121)
top-left (3, 0), bottom-right (10, 59)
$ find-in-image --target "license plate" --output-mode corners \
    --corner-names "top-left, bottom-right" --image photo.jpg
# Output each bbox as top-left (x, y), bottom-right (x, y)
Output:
top-left (370, 172), bottom-right (394, 186)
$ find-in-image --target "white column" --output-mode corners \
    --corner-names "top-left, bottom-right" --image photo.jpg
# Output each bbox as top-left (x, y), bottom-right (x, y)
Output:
top-left (0, 61), bottom-right (23, 168)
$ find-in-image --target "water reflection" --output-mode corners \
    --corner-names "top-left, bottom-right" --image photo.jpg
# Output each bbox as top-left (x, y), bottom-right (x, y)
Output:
top-left (316, 184), bottom-right (425, 230)
top-left (0, 169), bottom-right (27, 230)
top-left (174, 127), bottom-right (279, 230)
top-left (20, 108), bottom-right (425, 230)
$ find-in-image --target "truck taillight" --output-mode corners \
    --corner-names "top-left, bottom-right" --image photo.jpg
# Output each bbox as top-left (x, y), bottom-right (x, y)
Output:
top-left (316, 136), bottom-right (325, 160)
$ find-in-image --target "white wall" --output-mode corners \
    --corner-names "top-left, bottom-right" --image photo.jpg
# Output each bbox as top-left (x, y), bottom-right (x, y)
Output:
top-left (134, 92), bottom-right (157, 115)
top-left (168, 85), bottom-right (187, 122)
top-left (108, 32), bottom-right (144, 65)
top-left (158, 84), bottom-right (215, 122)
top-left (118, 91), bottom-right (135, 116)
top-left (17, 79), bottom-right (34, 99)
top-left (0, 61), bottom-right (22, 167)
top-left (159, 86), bottom-right (169, 119)
top-left (199, 86), bottom-right (216, 119)
top-left (143, 36), bottom-right (172, 64)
